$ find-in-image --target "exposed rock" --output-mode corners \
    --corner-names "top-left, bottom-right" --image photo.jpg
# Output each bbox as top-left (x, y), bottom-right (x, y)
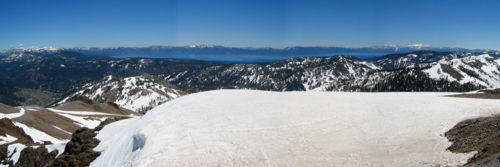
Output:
top-left (51, 128), bottom-right (100, 167)
top-left (0, 144), bottom-right (13, 167)
top-left (15, 146), bottom-right (58, 167)
top-left (447, 88), bottom-right (500, 99)
top-left (445, 115), bottom-right (500, 166)
top-left (51, 117), bottom-right (127, 167)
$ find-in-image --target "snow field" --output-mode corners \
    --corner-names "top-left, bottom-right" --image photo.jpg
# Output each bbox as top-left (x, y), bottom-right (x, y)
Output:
top-left (92, 90), bottom-right (500, 167)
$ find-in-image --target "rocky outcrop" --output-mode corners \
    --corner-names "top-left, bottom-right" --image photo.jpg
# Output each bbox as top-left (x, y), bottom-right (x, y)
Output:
top-left (15, 146), bottom-right (58, 167)
top-left (51, 128), bottom-right (100, 167)
top-left (51, 117), bottom-right (127, 167)
top-left (445, 115), bottom-right (500, 166)
top-left (7, 117), bottom-right (128, 167)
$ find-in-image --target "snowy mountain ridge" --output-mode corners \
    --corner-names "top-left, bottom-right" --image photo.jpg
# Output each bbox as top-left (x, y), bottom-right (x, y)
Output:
top-left (424, 54), bottom-right (500, 88)
top-left (166, 52), bottom-right (500, 92)
top-left (2, 45), bottom-right (498, 58)
top-left (57, 75), bottom-right (187, 113)
top-left (165, 55), bottom-right (381, 92)
top-left (1, 50), bottom-right (499, 108)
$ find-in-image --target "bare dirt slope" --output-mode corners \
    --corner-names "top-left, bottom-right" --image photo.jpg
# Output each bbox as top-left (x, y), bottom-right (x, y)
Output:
top-left (54, 96), bottom-right (137, 116)
top-left (12, 109), bottom-right (80, 140)
top-left (0, 103), bottom-right (19, 114)
top-left (447, 88), bottom-right (500, 99)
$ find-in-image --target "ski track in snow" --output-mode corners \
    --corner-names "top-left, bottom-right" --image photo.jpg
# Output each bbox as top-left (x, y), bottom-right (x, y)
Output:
top-left (92, 90), bottom-right (500, 167)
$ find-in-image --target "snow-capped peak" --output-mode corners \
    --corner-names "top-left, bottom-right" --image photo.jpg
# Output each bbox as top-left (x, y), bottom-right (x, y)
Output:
top-left (187, 44), bottom-right (217, 48)
top-left (424, 53), bottom-right (500, 88)
top-left (10, 46), bottom-right (59, 52)
top-left (405, 43), bottom-right (431, 49)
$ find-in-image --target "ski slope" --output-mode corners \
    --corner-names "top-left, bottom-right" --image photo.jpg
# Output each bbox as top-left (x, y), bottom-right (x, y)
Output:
top-left (91, 90), bottom-right (500, 167)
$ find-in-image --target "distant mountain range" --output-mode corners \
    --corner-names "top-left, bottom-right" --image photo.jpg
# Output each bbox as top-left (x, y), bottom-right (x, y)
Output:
top-left (0, 50), bottom-right (499, 109)
top-left (1, 45), bottom-right (499, 62)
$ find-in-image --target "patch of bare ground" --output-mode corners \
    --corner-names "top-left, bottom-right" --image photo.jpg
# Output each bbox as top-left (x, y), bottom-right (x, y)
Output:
top-left (55, 96), bottom-right (138, 116)
top-left (12, 109), bottom-right (81, 140)
top-left (445, 115), bottom-right (500, 166)
top-left (0, 103), bottom-right (20, 114)
top-left (447, 89), bottom-right (500, 100)
top-left (441, 64), bottom-right (464, 80)
top-left (0, 118), bottom-right (34, 145)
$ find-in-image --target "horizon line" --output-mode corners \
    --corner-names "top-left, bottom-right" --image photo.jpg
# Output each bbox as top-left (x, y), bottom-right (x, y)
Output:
top-left (2, 44), bottom-right (499, 52)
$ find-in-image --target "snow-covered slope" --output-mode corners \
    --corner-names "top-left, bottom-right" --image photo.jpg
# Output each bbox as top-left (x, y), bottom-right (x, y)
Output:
top-left (58, 75), bottom-right (187, 113)
top-left (424, 54), bottom-right (500, 88)
top-left (165, 52), bottom-right (500, 92)
top-left (91, 90), bottom-right (500, 167)
top-left (370, 51), bottom-right (471, 69)
top-left (167, 56), bottom-right (382, 91)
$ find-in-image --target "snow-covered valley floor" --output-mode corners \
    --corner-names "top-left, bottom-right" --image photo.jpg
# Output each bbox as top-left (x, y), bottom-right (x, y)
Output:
top-left (91, 90), bottom-right (500, 167)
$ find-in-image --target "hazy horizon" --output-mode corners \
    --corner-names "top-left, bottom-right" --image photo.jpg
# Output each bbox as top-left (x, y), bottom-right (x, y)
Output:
top-left (3, 43), bottom-right (499, 51)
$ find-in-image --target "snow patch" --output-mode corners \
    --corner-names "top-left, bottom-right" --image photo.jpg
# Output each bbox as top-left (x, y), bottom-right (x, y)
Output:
top-left (7, 143), bottom-right (26, 165)
top-left (12, 122), bottom-right (65, 144)
top-left (0, 134), bottom-right (17, 145)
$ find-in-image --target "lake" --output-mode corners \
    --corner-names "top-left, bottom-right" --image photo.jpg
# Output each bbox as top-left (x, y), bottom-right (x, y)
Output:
top-left (112, 53), bottom-right (385, 63)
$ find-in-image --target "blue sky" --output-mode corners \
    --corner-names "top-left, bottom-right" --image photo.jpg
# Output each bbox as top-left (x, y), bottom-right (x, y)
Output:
top-left (0, 0), bottom-right (499, 49)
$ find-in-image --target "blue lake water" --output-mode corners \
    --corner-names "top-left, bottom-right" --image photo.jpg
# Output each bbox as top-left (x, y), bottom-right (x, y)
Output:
top-left (113, 53), bottom-right (384, 63)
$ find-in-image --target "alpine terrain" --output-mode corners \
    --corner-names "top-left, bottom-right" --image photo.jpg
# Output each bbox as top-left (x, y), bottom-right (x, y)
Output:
top-left (0, 50), bottom-right (499, 113)
top-left (56, 75), bottom-right (187, 113)
top-left (0, 97), bottom-right (136, 166)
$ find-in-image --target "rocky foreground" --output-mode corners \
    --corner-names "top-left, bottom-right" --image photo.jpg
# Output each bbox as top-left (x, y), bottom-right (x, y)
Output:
top-left (0, 97), bottom-right (136, 166)
top-left (445, 114), bottom-right (500, 167)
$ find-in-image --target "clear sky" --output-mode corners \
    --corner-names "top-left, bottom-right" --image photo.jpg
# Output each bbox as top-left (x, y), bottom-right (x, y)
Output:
top-left (1, 0), bottom-right (499, 49)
